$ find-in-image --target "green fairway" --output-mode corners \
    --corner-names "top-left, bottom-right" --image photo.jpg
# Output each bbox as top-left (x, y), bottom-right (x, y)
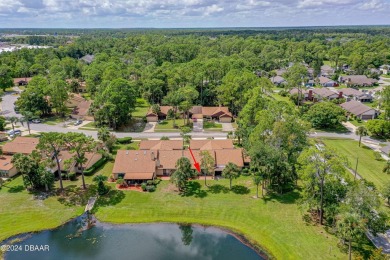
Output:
top-left (321, 138), bottom-right (389, 189)
top-left (94, 177), bottom-right (346, 259)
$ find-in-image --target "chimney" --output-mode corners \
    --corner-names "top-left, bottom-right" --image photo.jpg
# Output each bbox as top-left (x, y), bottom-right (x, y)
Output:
top-left (308, 90), bottom-right (313, 100)
top-left (338, 92), bottom-right (343, 99)
top-left (151, 151), bottom-right (155, 161)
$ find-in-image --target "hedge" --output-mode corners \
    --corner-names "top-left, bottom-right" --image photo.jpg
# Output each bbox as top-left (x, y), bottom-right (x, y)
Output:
top-left (83, 157), bottom-right (108, 176)
top-left (116, 137), bottom-right (133, 144)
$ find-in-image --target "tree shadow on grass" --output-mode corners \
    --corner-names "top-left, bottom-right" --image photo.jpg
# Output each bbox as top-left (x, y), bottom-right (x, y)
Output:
top-left (207, 184), bottom-right (229, 194)
top-left (94, 189), bottom-right (125, 211)
top-left (265, 189), bottom-right (302, 204)
top-left (230, 185), bottom-right (250, 195)
top-left (57, 184), bottom-right (97, 207)
top-left (182, 181), bottom-right (207, 198)
top-left (7, 185), bottom-right (24, 193)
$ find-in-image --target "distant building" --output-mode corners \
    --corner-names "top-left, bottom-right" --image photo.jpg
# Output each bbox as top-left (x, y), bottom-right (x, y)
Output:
top-left (270, 76), bottom-right (286, 86)
top-left (317, 76), bottom-right (337, 87)
top-left (338, 88), bottom-right (372, 102)
top-left (80, 54), bottom-right (95, 64)
top-left (338, 75), bottom-right (378, 87)
top-left (13, 77), bottom-right (32, 87)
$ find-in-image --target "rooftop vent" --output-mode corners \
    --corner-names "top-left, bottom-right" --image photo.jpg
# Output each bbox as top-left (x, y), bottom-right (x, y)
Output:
top-left (126, 150), bottom-right (129, 155)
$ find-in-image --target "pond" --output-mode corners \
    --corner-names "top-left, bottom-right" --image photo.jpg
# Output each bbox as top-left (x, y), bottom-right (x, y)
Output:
top-left (3, 215), bottom-right (265, 260)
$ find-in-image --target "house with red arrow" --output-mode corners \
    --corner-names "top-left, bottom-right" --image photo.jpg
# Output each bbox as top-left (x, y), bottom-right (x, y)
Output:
top-left (112, 140), bottom-right (247, 184)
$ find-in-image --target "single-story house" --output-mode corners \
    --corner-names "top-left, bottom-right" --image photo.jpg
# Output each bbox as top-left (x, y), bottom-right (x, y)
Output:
top-left (339, 75), bottom-right (378, 87)
top-left (57, 151), bottom-right (102, 174)
top-left (0, 155), bottom-right (17, 178)
top-left (71, 100), bottom-right (93, 121)
top-left (1, 137), bottom-right (39, 155)
top-left (338, 88), bottom-right (372, 102)
top-left (139, 140), bottom-right (183, 150)
top-left (318, 76), bottom-right (337, 87)
top-left (305, 80), bottom-right (315, 87)
top-left (80, 54), bottom-right (95, 64)
top-left (340, 100), bottom-right (377, 120)
top-left (309, 88), bottom-right (340, 101)
top-left (112, 150), bottom-right (158, 183)
top-left (270, 76), bottom-right (286, 86)
top-left (189, 139), bottom-right (234, 150)
top-left (214, 149), bottom-right (244, 173)
top-left (146, 106), bottom-right (174, 122)
top-left (320, 65), bottom-right (335, 77)
top-left (13, 77), bottom-right (32, 87)
top-left (275, 69), bottom-right (287, 76)
top-left (66, 93), bottom-right (86, 108)
top-left (190, 106), bottom-right (233, 122)
top-left (289, 88), bottom-right (309, 99)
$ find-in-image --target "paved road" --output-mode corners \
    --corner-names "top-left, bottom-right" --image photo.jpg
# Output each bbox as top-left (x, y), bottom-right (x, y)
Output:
top-left (0, 87), bottom-right (22, 118)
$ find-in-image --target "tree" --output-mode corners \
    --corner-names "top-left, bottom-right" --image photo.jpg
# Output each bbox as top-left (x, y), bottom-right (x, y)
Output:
top-left (0, 116), bottom-right (5, 131)
top-left (336, 212), bottom-right (365, 260)
top-left (93, 79), bottom-right (137, 129)
top-left (200, 150), bottom-right (215, 186)
top-left (298, 146), bottom-right (348, 225)
top-left (11, 153), bottom-right (37, 189)
top-left (179, 225), bottom-right (193, 246)
top-left (0, 65), bottom-right (14, 91)
top-left (20, 111), bottom-right (34, 135)
top-left (93, 175), bottom-right (109, 195)
top-left (48, 79), bottom-right (68, 116)
top-left (6, 116), bottom-right (19, 133)
top-left (304, 102), bottom-right (345, 129)
top-left (171, 157), bottom-right (194, 192)
top-left (180, 126), bottom-right (191, 147)
top-left (252, 174), bottom-right (263, 198)
top-left (15, 76), bottom-right (50, 116)
top-left (283, 63), bottom-right (308, 108)
top-left (163, 91), bottom-right (184, 127)
top-left (366, 119), bottom-right (390, 138)
top-left (355, 126), bottom-right (368, 147)
top-left (37, 132), bottom-right (66, 191)
top-left (97, 126), bottom-right (110, 143)
top-left (151, 104), bottom-right (161, 116)
top-left (222, 162), bottom-right (240, 189)
top-left (64, 132), bottom-right (97, 189)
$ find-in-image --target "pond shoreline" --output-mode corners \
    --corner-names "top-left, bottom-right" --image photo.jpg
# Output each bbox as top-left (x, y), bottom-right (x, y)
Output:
top-left (1, 214), bottom-right (273, 260)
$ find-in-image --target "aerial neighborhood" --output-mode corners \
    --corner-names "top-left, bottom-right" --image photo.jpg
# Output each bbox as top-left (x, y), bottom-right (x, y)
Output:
top-left (0, 28), bottom-right (390, 260)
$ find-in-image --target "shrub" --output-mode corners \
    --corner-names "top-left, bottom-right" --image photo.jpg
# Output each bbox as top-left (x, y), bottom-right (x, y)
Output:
top-left (146, 185), bottom-right (156, 192)
top-left (141, 182), bottom-right (147, 191)
top-left (241, 168), bottom-right (250, 176)
top-left (116, 137), bottom-right (133, 144)
top-left (68, 172), bottom-right (77, 181)
top-left (374, 151), bottom-right (382, 161)
top-left (147, 180), bottom-right (154, 185)
top-left (83, 157), bottom-right (107, 176)
top-left (160, 136), bottom-right (170, 140)
top-left (153, 179), bottom-right (161, 185)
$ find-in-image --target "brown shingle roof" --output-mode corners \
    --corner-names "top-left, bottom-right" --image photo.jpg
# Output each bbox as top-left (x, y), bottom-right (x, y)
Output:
top-left (339, 88), bottom-right (364, 97)
top-left (58, 150), bottom-right (102, 170)
top-left (312, 88), bottom-right (338, 98)
top-left (340, 100), bottom-right (375, 116)
top-left (189, 140), bottom-right (234, 150)
top-left (113, 150), bottom-right (156, 176)
top-left (139, 140), bottom-right (183, 150)
top-left (158, 150), bottom-right (203, 170)
top-left (340, 75), bottom-right (378, 86)
top-left (0, 155), bottom-right (14, 171)
top-left (215, 149), bottom-right (244, 167)
top-left (146, 106), bottom-right (173, 117)
top-left (72, 100), bottom-right (92, 118)
top-left (2, 137), bottom-right (39, 155)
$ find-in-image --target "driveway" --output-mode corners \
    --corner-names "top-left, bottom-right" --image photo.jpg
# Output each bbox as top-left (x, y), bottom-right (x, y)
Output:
top-left (221, 122), bottom-right (234, 132)
top-left (193, 119), bottom-right (203, 132)
top-left (143, 122), bottom-right (157, 133)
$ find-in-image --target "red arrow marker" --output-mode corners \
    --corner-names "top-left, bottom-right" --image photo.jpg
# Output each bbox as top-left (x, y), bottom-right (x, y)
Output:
top-left (189, 147), bottom-right (201, 173)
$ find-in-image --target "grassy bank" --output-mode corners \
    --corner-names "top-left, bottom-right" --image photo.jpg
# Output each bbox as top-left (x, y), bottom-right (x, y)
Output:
top-left (94, 177), bottom-right (346, 259)
top-left (320, 138), bottom-right (389, 190)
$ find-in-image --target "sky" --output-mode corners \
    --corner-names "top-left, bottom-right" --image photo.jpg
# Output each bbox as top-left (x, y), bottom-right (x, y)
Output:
top-left (0, 0), bottom-right (389, 28)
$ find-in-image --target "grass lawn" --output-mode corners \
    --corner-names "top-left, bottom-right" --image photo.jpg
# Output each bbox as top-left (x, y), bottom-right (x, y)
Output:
top-left (0, 177), bottom-right (83, 243)
top-left (43, 116), bottom-right (66, 126)
top-left (349, 119), bottom-right (366, 127)
top-left (154, 119), bottom-right (189, 132)
top-left (313, 124), bottom-right (349, 134)
top-left (93, 177), bottom-right (346, 259)
top-left (270, 93), bottom-right (292, 103)
top-left (132, 98), bottom-right (150, 118)
top-left (320, 138), bottom-right (389, 190)
top-left (203, 121), bottom-right (222, 131)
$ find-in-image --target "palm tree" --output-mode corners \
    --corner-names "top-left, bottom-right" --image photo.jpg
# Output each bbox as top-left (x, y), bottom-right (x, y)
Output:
top-left (6, 116), bottom-right (18, 133)
top-left (252, 175), bottom-right (263, 198)
top-left (200, 150), bottom-right (215, 186)
top-left (21, 111), bottom-right (34, 135)
top-left (355, 126), bottom-right (368, 147)
top-left (222, 162), bottom-right (240, 189)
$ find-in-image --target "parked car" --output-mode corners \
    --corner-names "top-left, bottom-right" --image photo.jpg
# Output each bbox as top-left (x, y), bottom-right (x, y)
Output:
top-left (74, 120), bottom-right (83, 126)
top-left (32, 119), bottom-right (41, 124)
top-left (7, 129), bottom-right (21, 137)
